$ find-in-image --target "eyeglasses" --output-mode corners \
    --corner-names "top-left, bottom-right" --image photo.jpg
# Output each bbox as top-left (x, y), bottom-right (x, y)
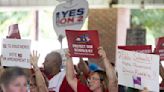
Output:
top-left (87, 77), bottom-right (101, 82)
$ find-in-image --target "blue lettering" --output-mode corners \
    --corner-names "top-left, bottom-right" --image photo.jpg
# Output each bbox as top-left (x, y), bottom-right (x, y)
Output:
top-left (69, 9), bottom-right (76, 17)
top-left (62, 11), bottom-right (69, 18)
top-left (77, 8), bottom-right (84, 15)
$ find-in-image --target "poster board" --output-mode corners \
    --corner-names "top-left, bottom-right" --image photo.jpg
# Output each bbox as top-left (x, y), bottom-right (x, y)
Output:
top-left (1, 39), bottom-right (31, 68)
top-left (53, 0), bottom-right (88, 37)
top-left (66, 30), bottom-right (99, 58)
top-left (116, 49), bottom-right (159, 92)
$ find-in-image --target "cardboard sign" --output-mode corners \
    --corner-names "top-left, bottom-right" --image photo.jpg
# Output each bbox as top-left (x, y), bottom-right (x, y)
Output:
top-left (1, 39), bottom-right (31, 68)
top-left (53, 0), bottom-right (89, 37)
top-left (116, 49), bottom-right (159, 92)
top-left (154, 37), bottom-right (164, 60)
top-left (118, 45), bottom-right (152, 54)
top-left (66, 30), bottom-right (99, 58)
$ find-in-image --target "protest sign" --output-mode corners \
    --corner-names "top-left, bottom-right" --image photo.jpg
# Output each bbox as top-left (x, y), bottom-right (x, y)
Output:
top-left (154, 37), bottom-right (164, 60)
top-left (6, 24), bottom-right (21, 39)
top-left (53, 0), bottom-right (88, 38)
top-left (66, 30), bottom-right (99, 58)
top-left (1, 39), bottom-right (31, 68)
top-left (118, 45), bottom-right (152, 54)
top-left (116, 49), bottom-right (159, 92)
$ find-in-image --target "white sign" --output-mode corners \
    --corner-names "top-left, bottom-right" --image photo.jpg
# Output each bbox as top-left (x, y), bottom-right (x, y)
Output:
top-left (53, 0), bottom-right (88, 37)
top-left (1, 39), bottom-right (31, 68)
top-left (116, 49), bottom-right (159, 92)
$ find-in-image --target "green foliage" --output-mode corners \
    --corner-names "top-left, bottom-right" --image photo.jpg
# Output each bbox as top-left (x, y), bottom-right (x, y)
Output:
top-left (131, 9), bottom-right (164, 38)
top-left (0, 11), bottom-right (29, 36)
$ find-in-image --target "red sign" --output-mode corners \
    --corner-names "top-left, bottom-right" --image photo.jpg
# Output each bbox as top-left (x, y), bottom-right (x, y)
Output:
top-left (154, 37), bottom-right (164, 60)
top-left (6, 24), bottom-right (21, 39)
top-left (66, 30), bottom-right (99, 58)
top-left (118, 45), bottom-right (152, 54)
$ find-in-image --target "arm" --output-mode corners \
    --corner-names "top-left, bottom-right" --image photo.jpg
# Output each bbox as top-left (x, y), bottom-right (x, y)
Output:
top-left (0, 55), bottom-right (4, 76)
top-left (30, 51), bottom-right (49, 92)
top-left (66, 52), bottom-right (78, 92)
top-left (98, 47), bottom-right (118, 92)
top-left (160, 62), bottom-right (164, 80)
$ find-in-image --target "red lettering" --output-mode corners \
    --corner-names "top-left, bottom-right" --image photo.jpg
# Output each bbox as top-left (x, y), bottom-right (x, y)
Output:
top-left (67, 17), bottom-right (74, 23)
top-left (77, 16), bottom-right (83, 22)
top-left (60, 18), bottom-right (67, 24)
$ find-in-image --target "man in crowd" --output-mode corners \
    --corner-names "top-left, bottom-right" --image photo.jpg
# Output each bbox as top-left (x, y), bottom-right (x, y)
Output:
top-left (42, 51), bottom-right (74, 92)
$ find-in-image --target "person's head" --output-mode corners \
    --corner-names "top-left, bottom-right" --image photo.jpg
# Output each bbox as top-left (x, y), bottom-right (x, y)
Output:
top-left (87, 70), bottom-right (108, 92)
top-left (0, 67), bottom-right (28, 92)
top-left (43, 51), bottom-right (62, 75)
top-left (77, 60), bottom-right (89, 77)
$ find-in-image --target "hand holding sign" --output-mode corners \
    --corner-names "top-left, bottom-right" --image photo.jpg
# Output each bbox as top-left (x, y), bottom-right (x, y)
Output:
top-left (140, 87), bottom-right (149, 92)
top-left (98, 47), bottom-right (107, 59)
top-left (66, 30), bottom-right (99, 58)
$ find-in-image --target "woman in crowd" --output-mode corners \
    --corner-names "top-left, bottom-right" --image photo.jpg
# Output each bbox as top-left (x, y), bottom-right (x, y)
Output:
top-left (66, 47), bottom-right (118, 92)
top-left (0, 51), bottom-right (49, 92)
top-left (66, 47), bottom-right (150, 92)
top-left (0, 67), bottom-right (28, 92)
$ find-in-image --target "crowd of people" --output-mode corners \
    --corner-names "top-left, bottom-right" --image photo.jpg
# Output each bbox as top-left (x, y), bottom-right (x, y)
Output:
top-left (0, 46), bottom-right (163, 92)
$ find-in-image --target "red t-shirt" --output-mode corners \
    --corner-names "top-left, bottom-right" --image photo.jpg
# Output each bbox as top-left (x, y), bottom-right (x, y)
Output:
top-left (41, 69), bottom-right (74, 92)
top-left (77, 80), bottom-right (90, 92)
top-left (77, 80), bottom-right (109, 92)
top-left (59, 77), bottom-right (74, 92)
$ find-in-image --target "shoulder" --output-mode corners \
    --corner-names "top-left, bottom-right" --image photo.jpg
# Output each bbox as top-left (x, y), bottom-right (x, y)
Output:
top-left (77, 80), bottom-right (90, 92)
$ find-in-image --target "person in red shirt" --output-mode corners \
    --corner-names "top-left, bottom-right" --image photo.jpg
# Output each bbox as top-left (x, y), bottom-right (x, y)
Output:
top-left (66, 47), bottom-right (118, 92)
top-left (41, 51), bottom-right (74, 92)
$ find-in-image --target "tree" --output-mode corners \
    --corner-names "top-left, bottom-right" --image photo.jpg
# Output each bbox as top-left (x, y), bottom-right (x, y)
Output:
top-left (131, 9), bottom-right (164, 38)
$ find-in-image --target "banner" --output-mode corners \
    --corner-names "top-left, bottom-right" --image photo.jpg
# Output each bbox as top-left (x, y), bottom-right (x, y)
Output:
top-left (118, 45), bottom-right (152, 54)
top-left (1, 39), bottom-right (31, 68)
top-left (116, 49), bottom-right (159, 92)
top-left (53, 0), bottom-right (89, 37)
top-left (66, 30), bottom-right (99, 58)
top-left (154, 37), bottom-right (164, 60)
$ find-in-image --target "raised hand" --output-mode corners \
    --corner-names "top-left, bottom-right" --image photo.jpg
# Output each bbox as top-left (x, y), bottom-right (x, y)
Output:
top-left (30, 51), bottom-right (40, 68)
top-left (98, 47), bottom-right (107, 59)
top-left (65, 50), bottom-right (72, 61)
